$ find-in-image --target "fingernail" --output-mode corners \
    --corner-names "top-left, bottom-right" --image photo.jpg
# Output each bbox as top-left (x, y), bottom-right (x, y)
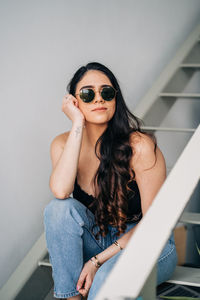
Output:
top-left (77, 285), bottom-right (80, 291)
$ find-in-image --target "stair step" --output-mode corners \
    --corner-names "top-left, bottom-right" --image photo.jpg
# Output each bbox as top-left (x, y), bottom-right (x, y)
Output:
top-left (141, 126), bottom-right (195, 133)
top-left (180, 63), bottom-right (200, 68)
top-left (38, 259), bottom-right (51, 267)
top-left (160, 92), bottom-right (200, 98)
top-left (167, 266), bottom-right (200, 287)
top-left (179, 212), bottom-right (200, 225)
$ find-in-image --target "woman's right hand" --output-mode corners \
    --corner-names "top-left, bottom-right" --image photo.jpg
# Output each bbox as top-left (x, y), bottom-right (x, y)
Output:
top-left (62, 94), bottom-right (85, 124)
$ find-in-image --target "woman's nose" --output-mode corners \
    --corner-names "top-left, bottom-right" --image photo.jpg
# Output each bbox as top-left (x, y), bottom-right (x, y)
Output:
top-left (94, 91), bottom-right (105, 103)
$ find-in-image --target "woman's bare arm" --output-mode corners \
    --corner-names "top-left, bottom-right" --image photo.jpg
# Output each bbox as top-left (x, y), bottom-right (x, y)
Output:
top-left (49, 121), bottom-right (84, 199)
top-left (49, 94), bottom-right (85, 199)
top-left (130, 132), bottom-right (166, 216)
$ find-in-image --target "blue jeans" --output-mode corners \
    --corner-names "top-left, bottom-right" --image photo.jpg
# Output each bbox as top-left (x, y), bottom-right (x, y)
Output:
top-left (43, 197), bottom-right (177, 299)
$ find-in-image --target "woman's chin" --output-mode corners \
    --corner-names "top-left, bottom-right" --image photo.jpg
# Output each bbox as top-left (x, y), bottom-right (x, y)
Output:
top-left (85, 115), bottom-right (114, 125)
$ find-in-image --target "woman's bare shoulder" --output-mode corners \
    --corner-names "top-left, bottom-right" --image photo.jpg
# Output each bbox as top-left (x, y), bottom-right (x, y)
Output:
top-left (129, 131), bottom-right (155, 151)
top-left (51, 131), bottom-right (70, 149)
top-left (49, 131), bottom-right (70, 171)
top-left (129, 131), bottom-right (161, 170)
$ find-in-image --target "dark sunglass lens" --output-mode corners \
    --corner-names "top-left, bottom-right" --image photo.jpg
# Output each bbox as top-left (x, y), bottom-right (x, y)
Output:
top-left (79, 89), bottom-right (94, 102)
top-left (101, 87), bottom-right (115, 101)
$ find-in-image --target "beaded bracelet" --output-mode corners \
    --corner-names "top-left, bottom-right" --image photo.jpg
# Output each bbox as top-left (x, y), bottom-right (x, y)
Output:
top-left (114, 240), bottom-right (123, 250)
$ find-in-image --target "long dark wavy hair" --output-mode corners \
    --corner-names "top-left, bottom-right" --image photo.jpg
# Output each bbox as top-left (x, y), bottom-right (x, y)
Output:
top-left (67, 62), bottom-right (157, 239)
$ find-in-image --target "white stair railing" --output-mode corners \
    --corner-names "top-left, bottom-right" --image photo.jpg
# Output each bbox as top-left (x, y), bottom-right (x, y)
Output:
top-left (95, 124), bottom-right (200, 300)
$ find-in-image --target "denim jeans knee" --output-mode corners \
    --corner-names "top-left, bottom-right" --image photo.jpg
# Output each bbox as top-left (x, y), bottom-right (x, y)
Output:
top-left (157, 233), bottom-right (177, 285)
top-left (43, 197), bottom-right (88, 236)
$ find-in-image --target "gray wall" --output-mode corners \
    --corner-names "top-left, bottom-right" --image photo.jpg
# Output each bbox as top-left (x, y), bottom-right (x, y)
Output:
top-left (1, 0), bottom-right (200, 288)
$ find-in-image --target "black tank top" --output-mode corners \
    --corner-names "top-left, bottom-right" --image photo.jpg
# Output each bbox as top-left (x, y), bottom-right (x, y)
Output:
top-left (73, 177), bottom-right (142, 223)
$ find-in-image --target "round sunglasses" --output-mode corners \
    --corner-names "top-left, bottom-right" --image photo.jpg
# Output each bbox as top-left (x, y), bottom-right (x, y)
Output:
top-left (75, 86), bottom-right (117, 103)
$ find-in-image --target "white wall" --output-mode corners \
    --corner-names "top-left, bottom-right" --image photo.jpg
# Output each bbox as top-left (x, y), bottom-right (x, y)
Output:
top-left (0, 0), bottom-right (200, 288)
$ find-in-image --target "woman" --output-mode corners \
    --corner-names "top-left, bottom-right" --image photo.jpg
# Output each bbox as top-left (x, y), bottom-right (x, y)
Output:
top-left (44, 62), bottom-right (177, 300)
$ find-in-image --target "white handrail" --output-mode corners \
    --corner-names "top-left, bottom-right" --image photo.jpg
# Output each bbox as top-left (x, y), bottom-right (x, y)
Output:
top-left (0, 233), bottom-right (47, 300)
top-left (95, 124), bottom-right (200, 300)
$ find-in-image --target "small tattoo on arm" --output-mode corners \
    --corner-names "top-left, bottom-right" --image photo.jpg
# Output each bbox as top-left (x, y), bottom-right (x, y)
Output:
top-left (75, 126), bottom-right (81, 138)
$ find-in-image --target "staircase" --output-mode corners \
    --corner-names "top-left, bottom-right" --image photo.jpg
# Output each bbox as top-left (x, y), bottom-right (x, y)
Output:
top-left (134, 22), bottom-right (200, 290)
top-left (38, 23), bottom-right (200, 296)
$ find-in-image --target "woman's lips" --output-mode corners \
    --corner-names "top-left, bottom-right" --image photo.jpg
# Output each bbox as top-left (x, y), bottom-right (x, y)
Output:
top-left (92, 107), bottom-right (107, 111)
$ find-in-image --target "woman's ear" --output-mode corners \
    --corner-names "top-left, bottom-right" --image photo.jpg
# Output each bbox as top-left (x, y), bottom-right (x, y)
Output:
top-left (75, 99), bottom-right (79, 107)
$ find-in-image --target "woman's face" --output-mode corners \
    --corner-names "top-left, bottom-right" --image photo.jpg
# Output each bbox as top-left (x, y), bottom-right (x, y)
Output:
top-left (75, 70), bottom-right (116, 125)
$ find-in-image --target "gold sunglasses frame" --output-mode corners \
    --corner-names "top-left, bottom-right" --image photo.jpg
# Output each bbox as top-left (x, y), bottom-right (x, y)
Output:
top-left (75, 85), bottom-right (118, 101)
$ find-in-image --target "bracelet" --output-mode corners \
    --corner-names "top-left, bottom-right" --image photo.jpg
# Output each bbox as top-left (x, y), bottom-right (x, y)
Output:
top-left (90, 255), bottom-right (101, 268)
top-left (114, 240), bottom-right (123, 250)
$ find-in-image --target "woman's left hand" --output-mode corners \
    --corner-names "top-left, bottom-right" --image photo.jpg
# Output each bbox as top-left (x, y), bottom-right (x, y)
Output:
top-left (76, 259), bottom-right (98, 297)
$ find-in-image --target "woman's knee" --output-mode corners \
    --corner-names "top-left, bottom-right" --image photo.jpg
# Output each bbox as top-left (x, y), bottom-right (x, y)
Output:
top-left (43, 197), bottom-right (82, 225)
top-left (157, 241), bottom-right (177, 285)
top-left (43, 197), bottom-right (87, 237)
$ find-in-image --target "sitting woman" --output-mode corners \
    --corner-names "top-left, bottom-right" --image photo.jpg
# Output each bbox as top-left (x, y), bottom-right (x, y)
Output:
top-left (44, 61), bottom-right (177, 300)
